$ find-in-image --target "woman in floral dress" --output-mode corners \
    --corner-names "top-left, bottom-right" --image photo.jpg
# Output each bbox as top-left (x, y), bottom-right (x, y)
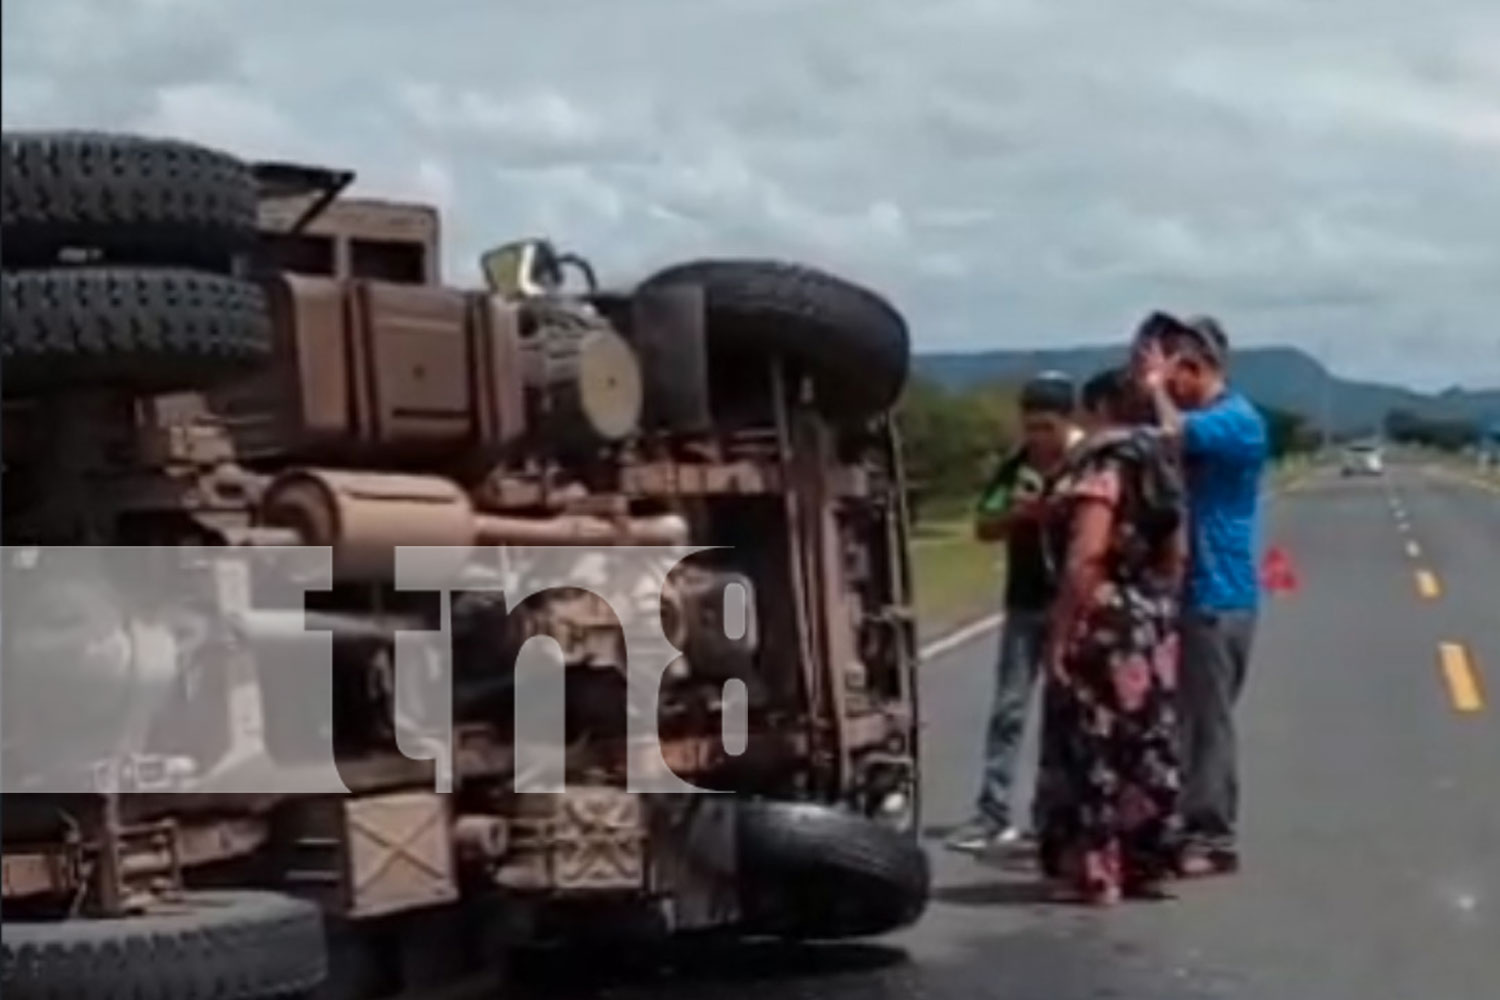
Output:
top-left (1033, 367), bottom-right (1188, 905)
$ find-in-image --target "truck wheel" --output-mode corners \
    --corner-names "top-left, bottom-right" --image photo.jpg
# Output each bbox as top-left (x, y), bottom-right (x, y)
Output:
top-left (2, 131), bottom-right (258, 270)
top-left (735, 800), bottom-right (930, 940)
top-left (2, 267), bottom-right (272, 395)
top-left (635, 259), bottom-right (910, 422)
top-left (0, 890), bottom-right (328, 1000)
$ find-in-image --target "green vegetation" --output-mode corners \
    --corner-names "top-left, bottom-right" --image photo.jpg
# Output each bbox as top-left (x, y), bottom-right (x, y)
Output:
top-left (896, 378), bottom-right (1023, 519)
top-left (1383, 408), bottom-right (1488, 451)
top-left (897, 374), bottom-right (1318, 519)
top-left (894, 358), bottom-right (1494, 640)
top-left (1258, 403), bottom-right (1322, 459)
top-left (896, 375), bottom-right (1320, 638)
top-left (914, 345), bottom-right (1500, 441)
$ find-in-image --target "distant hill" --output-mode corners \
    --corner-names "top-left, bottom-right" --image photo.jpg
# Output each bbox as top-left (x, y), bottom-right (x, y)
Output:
top-left (913, 344), bottom-right (1500, 436)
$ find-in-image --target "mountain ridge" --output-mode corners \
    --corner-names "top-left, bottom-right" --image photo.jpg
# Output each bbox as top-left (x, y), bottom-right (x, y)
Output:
top-left (911, 344), bottom-right (1500, 435)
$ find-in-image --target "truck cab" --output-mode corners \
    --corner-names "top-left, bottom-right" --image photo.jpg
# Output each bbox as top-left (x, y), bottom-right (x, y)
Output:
top-left (253, 163), bottom-right (439, 285)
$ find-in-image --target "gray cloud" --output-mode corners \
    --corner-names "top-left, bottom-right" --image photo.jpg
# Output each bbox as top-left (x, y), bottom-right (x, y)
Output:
top-left (3, 0), bottom-right (1496, 389)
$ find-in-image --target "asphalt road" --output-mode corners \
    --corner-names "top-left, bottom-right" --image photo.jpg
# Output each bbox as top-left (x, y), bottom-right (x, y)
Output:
top-left (511, 462), bottom-right (1498, 999)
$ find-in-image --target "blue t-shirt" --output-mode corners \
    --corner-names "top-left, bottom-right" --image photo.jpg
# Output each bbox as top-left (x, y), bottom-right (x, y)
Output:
top-left (1181, 388), bottom-right (1268, 611)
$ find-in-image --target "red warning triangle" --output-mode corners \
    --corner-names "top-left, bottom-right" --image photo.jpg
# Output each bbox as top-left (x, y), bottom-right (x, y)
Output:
top-left (1260, 545), bottom-right (1300, 594)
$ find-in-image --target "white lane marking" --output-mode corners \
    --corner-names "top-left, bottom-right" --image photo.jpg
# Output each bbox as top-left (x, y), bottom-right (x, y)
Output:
top-left (919, 612), bottom-right (1005, 661)
top-left (1406, 540), bottom-right (1422, 558)
top-left (1446, 887), bottom-right (1481, 919)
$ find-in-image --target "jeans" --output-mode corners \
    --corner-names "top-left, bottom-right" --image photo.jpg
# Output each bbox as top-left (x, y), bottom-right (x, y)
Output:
top-left (1178, 609), bottom-right (1258, 852)
top-left (976, 610), bottom-right (1048, 828)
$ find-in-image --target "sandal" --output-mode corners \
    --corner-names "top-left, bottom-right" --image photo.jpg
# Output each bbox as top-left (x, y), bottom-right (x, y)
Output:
top-left (1041, 880), bottom-right (1120, 906)
top-left (1083, 880), bottom-right (1122, 907)
top-left (1123, 878), bottom-right (1176, 901)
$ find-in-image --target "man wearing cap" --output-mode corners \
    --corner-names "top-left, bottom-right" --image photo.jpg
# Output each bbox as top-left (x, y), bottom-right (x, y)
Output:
top-left (1135, 314), bottom-right (1268, 876)
top-left (947, 372), bottom-right (1082, 854)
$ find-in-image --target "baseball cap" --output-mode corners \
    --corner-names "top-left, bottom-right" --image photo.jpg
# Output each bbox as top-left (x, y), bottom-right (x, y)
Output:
top-left (1134, 311), bottom-right (1229, 368)
top-left (1181, 314), bottom-right (1229, 364)
top-left (1019, 370), bottom-right (1076, 414)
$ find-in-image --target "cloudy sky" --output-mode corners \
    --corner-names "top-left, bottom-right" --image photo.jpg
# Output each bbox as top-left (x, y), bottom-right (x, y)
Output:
top-left (4, 0), bottom-right (1497, 390)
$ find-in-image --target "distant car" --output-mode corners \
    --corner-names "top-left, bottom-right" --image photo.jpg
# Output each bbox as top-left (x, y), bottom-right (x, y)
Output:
top-left (1341, 443), bottom-right (1385, 477)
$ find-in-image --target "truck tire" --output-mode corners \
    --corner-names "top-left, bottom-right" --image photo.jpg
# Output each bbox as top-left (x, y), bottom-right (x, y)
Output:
top-left (2, 267), bottom-right (272, 395)
top-left (635, 259), bottom-right (910, 422)
top-left (0, 890), bottom-right (328, 1000)
top-left (735, 800), bottom-right (930, 940)
top-left (2, 131), bottom-right (258, 270)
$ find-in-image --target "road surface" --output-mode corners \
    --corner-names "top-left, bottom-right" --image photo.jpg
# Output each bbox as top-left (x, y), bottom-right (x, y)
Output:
top-left (509, 462), bottom-right (1498, 999)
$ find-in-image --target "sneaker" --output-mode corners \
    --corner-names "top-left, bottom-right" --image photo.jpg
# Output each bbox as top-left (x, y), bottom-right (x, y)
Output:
top-left (996, 825), bottom-right (1030, 847)
top-left (1177, 844), bottom-right (1240, 878)
top-left (944, 819), bottom-right (1023, 855)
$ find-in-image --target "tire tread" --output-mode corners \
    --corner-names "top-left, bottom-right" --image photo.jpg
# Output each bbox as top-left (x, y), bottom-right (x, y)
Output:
top-left (736, 800), bottom-right (930, 939)
top-left (0, 890), bottom-right (327, 1000)
top-left (2, 266), bottom-right (272, 394)
top-left (637, 259), bottom-right (910, 421)
top-left (2, 130), bottom-right (257, 269)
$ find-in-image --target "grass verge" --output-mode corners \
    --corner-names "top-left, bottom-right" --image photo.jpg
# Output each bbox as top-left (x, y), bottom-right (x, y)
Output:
top-left (911, 514), bottom-right (1003, 644)
top-left (910, 456), bottom-right (1313, 644)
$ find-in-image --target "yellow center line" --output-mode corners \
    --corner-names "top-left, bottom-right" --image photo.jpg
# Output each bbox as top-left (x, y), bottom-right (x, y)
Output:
top-left (1439, 643), bottom-right (1484, 713)
top-left (1415, 569), bottom-right (1441, 599)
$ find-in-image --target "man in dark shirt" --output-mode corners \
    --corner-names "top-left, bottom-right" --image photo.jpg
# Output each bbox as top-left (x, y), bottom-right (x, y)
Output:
top-left (947, 372), bottom-right (1081, 854)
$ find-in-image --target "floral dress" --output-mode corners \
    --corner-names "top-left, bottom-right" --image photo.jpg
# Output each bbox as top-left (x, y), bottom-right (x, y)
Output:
top-left (1033, 427), bottom-right (1187, 897)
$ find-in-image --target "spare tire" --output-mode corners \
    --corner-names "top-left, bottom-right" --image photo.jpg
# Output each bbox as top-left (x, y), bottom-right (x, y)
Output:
top-left (0, 890), bottom-right (328, 1000)
top-left (2, 131), bottom-right (258, 270)
top-left (2, 266), bottom-right (272, 395)
top-left (735, 800), bottom-right (930, 940)
top-left (635, 259), bottom-right (910, 422)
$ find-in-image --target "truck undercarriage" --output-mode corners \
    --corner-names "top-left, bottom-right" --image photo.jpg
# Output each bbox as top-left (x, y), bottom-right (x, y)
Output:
top-left (0, 130), bottom-right (928, 999)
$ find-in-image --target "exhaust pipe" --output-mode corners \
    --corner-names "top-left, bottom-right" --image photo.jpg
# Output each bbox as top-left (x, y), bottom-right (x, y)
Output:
top-left (261, 469), bottom-right (689, 581)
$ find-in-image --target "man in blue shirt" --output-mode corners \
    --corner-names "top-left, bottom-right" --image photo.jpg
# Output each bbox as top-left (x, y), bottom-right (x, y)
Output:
top-left (1136, 314), bottom-right (1268, 876)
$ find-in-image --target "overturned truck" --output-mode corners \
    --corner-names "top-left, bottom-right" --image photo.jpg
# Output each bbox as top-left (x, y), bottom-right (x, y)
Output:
top-left (0, 131), bottom-right (927, 999)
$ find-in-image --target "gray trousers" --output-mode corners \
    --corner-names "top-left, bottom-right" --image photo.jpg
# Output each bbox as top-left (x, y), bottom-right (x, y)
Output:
top-left (1178, 609), bottom-right (1258, 851)
top-left (976, 610), bottom-right (1048, 828)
